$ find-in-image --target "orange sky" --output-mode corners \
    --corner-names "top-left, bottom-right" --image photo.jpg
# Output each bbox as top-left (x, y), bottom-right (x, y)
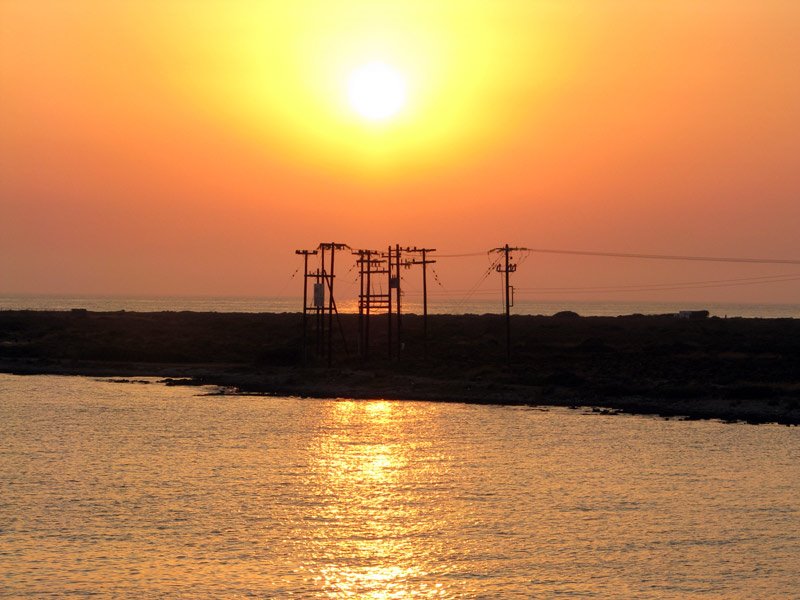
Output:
top-left (2, 1), bottom-right (799, 303)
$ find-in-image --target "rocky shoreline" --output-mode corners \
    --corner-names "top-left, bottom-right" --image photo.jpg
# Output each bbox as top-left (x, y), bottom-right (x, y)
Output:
top-left (2, 310), bottom-right (799, 425)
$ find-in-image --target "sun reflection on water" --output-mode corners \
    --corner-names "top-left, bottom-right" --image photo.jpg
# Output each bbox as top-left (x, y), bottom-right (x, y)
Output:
top-left (307, 399), bottom-right (446, 597)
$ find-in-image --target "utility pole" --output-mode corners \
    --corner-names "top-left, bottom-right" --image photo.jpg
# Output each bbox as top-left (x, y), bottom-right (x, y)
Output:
top-left (328, 243), bottom-right (335, 365)
top-left (491, 244), bottom-right (527, 363)
top-left (403, 247), bottom-right (437, 356)
top-left (366, 254), bottom-right (371, 358)
top-left (319, 244), bottom-right (326, 358)
top-left (387, 245), bottom-right (393, 358)
top-left (384, 244), bottom-right (405, 359)
top-left (357, 250), bottom-right (365, 357)
top-left (395, 244), bottom-right (403, 358)
top-left (294, 249), bottom-right (318, 365)
top-left (317, 242), bottom-right (350, 367)
top-left (353, 249), bottom-right (388, 360)
top-left (314, 264), bottom-right (323, 357)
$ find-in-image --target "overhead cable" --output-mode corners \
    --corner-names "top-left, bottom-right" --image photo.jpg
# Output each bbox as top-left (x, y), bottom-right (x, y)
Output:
top-left (437, 246), bottom-right (800, 265)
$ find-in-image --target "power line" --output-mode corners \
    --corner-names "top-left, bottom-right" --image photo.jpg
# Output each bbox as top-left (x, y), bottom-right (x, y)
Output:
top-left (517, 272), bottom-right (800, 292)
top-left (436, 246), bottom-right (800, 265)
top-left (437, 251), bottom-right (489, 258)
top-left (527, 247), bottom-right (800, 265)
top-left (402, 273), bottom-right (800, 297)
top-left (453, 256), bottom-right (502, 310)
top-left (518, 275), bottom-right (800, 295)
top-left (410, 277), bottom-right (800, 294)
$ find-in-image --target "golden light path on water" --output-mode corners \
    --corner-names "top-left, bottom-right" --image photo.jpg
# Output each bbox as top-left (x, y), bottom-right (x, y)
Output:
top-left (1, 375), bottom-right (799, 597)
top-left (310, 401), bottom-right (432, 597)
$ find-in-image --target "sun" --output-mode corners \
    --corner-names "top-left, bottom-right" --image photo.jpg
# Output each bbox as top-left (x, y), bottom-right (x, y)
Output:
top-left (347, 61), bottom-right (408, 122)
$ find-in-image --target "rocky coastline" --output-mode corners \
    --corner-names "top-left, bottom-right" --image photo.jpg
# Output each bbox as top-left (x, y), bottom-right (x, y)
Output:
top-left (2, 310), bottom-right (799, 425)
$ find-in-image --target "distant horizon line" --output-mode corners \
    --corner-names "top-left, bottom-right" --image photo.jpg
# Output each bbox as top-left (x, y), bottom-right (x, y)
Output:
top-left (2, 292), bottom-right (800, 308)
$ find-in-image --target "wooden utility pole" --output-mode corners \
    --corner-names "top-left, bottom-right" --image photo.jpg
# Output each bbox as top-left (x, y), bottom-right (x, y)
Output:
top-left (319, 244), bottom-right (326, 357)
top-left (294, 249), bottom-right (318, 365)
top-left (395, 244), bottom-right (403, 358)
top-left (403, 247), bottom-right (437, 356)
top-left (317, 242), bottom-right (349, 367)
top-left (387, 245), bottom-right (393, 358)
top-left (353, 249), bottom-right (388, 360)
top-left (383, 244), bottom-right (406, 359)
top-left (328, 243), bottom-right (335, 365)
top-left (357, 250), bottom-right (365, 356)
top-left (314, 266), bottom-right (323, 356)
top-left (491, 244), bottom-right (526, 363)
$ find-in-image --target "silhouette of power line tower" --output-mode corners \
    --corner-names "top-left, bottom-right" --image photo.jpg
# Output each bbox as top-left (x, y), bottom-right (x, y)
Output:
top-left (402, 246), bottom-right (436, 356)
top-left (353, 249), bottom-right (389, 360)
top-left (490, 244), bottom-right (528, 363)
top-left (319, 242), bottom-right (350, 366)
top-left (296, 242), bottom-right (350, 367)
top-left (354, 245), bottom-right (434, 361)
top-left (385, 244), bottom-right (407, 359)
top-left (294, 248), bottom-right (318, 365)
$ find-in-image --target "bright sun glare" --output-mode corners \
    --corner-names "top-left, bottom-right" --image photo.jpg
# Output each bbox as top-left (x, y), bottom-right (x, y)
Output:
top-left (347, 61), bottom-right (407, 122)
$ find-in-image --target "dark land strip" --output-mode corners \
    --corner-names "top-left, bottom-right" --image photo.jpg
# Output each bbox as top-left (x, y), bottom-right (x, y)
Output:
top-left (1, 310), bottom-right (799, 424)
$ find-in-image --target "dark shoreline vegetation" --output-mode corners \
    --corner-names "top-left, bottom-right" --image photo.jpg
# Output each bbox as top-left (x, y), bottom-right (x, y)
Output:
top-left (1, 310), bottom-right (799, 425)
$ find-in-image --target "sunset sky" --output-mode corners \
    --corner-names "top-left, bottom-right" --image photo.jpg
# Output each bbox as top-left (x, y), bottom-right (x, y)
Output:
top-left (2, 1), bottom-right (799, 303)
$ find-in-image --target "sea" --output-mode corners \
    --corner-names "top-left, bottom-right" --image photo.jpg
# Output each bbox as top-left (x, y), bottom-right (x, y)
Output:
top-left (1, 374), bottom-right (798, 597)
top-left (2, 294), bottom-right (800, 318)
top-left (2, 296), bottom-right (799, 596)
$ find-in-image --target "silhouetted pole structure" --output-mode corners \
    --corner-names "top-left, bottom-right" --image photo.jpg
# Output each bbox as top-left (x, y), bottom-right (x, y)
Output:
top-left (354, 249), bottom-right (369, 358)
top-left (294, 249), bottom-right (318, 365)
top-left (328, 243), bottom-right (335, 365)
top-left (422, 249), bottom-right (428, 350)
top-left (357, 251), bottom-right (365, 356)
top-left (366, 257), bottom-right (371, 357)
top-left (404, 246), bottom-right (437, 356)
top-left (387, 245), bottom-right (393, 358)
top-left (318, 242), bottom-right (349, 367)
top-left (492, 244), bottom-right (525, 363)
top-left (319, 244), bottom-right (326, 357)
top-left (395, 244), bottom-right (403, 358)
top-left (503, 245), bottom-right (512, 362)
top-left (315, 266), bottom-right (323, 356)
top-left (353, 249), bottom-right (388, 361)
top-left (382, 244), bottom-right (406, 359)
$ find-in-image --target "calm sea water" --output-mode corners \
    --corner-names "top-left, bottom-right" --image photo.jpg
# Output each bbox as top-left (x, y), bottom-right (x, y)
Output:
top-left (2, 294), bottom-right (800, 318)
top-left (1, 375), bottom-right (798, 597)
